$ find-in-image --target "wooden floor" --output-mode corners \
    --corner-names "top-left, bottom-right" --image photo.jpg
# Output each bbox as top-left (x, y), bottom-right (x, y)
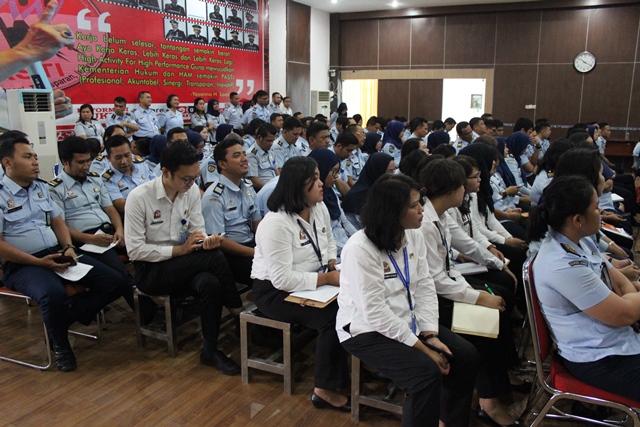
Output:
top-left (0, 294), bottom-right (618, 426)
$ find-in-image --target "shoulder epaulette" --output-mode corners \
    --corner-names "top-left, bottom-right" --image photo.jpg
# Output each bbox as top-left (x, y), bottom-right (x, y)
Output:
top-left (243, 135), bottom-right (250, 139)
top-left (124, 112), bottom-right (132, 117)
top-left (48, 177), bottom-right (62, 187)
top-left (569, 260), bottom-right (588, 267)
top-left (277, 140), bottom-right (283, 146)
top-left (87, 171), bottom-right (100, 177)
top-left (110, 113), bottom-right (116, 119)
top-left (251, 147), bottom-right (258, 155)
top-left (547, 171), bottom-right (554, 178)
top-left (213, 182), bottom-right (225, 196)
top-left (133, 155), bottom-right (144, 163)
top-left (130, 108), bottom-right (137, 113)
top-left (560, 243), bottom-right (580, 257)
top-left (102, 169), bottom-right (114, 180)
top-left (95, 154), bottom-right (105, 162)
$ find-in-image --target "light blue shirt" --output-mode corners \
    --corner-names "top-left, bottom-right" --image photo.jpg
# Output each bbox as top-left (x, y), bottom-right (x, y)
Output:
top-left (131, 106), bottom-right (160, 137)
top-left (347, 148), bottom-right (364, 182)
top-left (89, 153), bottom-right (110, 174)
top-left (223, 104), bottom-right (244, 130)
top-left (241, 104), bottom-right (270, 125)
top-left (272, 136), bottom-right (304, 168)
top-left (200, 155), bottom-right (220, 186)
top-left (381, 142), bottom-right (401, 167)
top-left (530, 170), bottom-right (553, 206)
top-left (201, 174), bottom-right (261, 244)
top-left (106, 112), bottom-right (136, 140)
top-left (247, 142), bottom-right (277, 183)
top-left (534, 229), bottom-right (640, 363)
top-left (0, 175), bottom-right (59, 255)
top-left (101, 159), bottom-right (155, 201)
top-left (158, 109), bottom-right (184, 133)
top-left (453, 138), bottom-right (469, 154)
top-left (48, 170), bottom-right (112, 232)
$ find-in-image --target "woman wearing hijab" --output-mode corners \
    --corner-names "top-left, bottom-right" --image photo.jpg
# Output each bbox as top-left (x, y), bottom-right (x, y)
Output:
top-left (146, 134), bottom-right (167, 171)
top-left (206, 99), bottom-right (225, 142)
top-left (215, 123), bottom-right (234, 143)
top-left (381, 120), bottom-right (405, 167)
top-left (426, 130), bottom-right (450, 154)
top-left (362, 132), bottom-right (382, 163)
top-left (308, 149), bottom-right (357, 258)
top-left (342, 152), bottom-right (395, 229)
top-left (504, 132), bottom-right (532, 196)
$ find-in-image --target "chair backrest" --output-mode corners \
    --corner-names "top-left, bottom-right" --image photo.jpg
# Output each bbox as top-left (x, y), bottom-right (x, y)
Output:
top-left (522, 253), bottom-right (553, 370)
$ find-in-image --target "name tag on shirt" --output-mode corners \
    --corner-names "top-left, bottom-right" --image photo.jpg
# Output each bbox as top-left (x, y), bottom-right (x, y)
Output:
top-left (384, 273), bottom-right (398, 280)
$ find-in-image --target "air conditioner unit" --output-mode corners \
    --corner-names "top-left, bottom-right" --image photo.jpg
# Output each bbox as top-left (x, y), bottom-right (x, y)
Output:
top-left (311, 90), bottom-right (331, 117)
top-left (6, 89), bottom-right (58, 181)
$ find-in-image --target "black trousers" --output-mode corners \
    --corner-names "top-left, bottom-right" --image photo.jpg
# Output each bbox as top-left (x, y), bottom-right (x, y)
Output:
top-left (252, 279), bottom-right (350, 390)
top-left (134, 250), bottom-right (242, 345)
top-left (224, 240), bottom-right (255, 287)
top-left (79, 247), bottom-right (135, 309)
top-left (342, 328), bottom-right (480, 427)
top-left (3, 247), bottom-right (128, 341)
top-left (563, 353), bottom-right (640, 402)
top-left (501, 220), bottom-right (527, 241)
top-left (439, 281), bottom-right (516, 399)
top-left (495, 242), bottom-right (527, 296)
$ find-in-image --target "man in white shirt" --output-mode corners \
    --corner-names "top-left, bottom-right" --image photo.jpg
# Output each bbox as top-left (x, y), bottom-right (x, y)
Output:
top-left (125, 141), bottom-right (244, 375)
top-left (280, 96), bottom-right (293, 116)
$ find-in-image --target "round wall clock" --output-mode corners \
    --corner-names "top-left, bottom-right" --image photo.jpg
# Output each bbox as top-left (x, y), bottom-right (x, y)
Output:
top-left (574, 51), bottom-right (596, 73)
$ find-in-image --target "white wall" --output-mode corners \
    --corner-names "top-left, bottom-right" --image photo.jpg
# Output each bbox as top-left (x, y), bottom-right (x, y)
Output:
top-left (442, 78), bottom-right (486, 139)
top-left (268, 0), bottom-right (287, 95)
top-left (310, 8), bottom-right (330, 91)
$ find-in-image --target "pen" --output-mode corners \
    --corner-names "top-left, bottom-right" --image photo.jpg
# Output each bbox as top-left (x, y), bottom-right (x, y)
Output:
top-left (73, 254), bottom-right (83, 261)
top-left (484, 284), bottom-right (495, 295)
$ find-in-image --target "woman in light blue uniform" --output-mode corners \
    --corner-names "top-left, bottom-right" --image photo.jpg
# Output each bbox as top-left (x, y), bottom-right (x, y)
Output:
top-left (529, 175), bottom-right (640, 402)
top-left (159, 94), bottom-right (184, 133)
top-left (381, 120), bottom-right (404, 167)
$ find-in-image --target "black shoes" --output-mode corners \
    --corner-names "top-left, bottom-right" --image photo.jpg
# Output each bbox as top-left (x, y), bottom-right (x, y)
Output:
top-left (311, 391), bottom-right (351, 412)
top-left (200, 349), bottom-right (240, 376)
top-left (476, 407), bottom-right (520, 427)
top-left (510, 379), bottom-right (533, 394)
top-left (48, 335), bottom-right (76, 372)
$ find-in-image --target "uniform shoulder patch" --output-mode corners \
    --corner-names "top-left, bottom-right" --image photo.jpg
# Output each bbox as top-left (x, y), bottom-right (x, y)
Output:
top-left (560, 243), bottom-right (580, 256)
top-left (87, 171), bottom-right (100, 177)
top-left (130, 108), bottom-right (137, 114)
top-left (95, 154), bottom-right (105, 161)
top-left (102, 169), bottom-right (114, 180)
top-left (388, 145), bottom-right (394, 153)
top-left (277, 140), bottom-right (283, 146)
top-left (208, 162), bottom-right (216, 173)
top-left (251, 147), bottom-right (258, 155)
top-left (346, 159), bottom-right (351, 167)
top-left (48, 177), bottom-right (62, 187)
top-left (243, 135), bottom-right (250, 140)
top-left (547, 171), bottom-right (554, 178)
top-left (213, 182), bottom-right (225, 196)
top-left (133, 155), bottom-right (144, 163)
top-left (569, 260), bottom-right (588, 267)
top-left (110, 113), bottom-right (116, 119)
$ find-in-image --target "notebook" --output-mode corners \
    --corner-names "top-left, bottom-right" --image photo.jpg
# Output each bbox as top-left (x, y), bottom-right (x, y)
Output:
top-left (451, 302), bottom-right (499, 339)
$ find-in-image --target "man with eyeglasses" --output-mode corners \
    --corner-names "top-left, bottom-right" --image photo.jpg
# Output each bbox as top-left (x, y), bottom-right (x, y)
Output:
top-left (125, 141), bottom-right (244, 375)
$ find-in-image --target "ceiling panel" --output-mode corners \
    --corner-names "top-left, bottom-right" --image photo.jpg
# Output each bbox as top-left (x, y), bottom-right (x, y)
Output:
top-left (293, 0), bottom-right (542, 14)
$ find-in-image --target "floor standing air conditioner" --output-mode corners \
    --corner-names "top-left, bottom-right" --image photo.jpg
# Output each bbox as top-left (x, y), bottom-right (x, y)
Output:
top-left (6, 89), bottom-right (58, 181)
top-left (311, 90), bottom-right (331, 117)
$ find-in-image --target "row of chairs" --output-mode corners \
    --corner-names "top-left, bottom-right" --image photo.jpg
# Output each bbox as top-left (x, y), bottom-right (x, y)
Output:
top-left (3, 255), bottom-right (640, 424)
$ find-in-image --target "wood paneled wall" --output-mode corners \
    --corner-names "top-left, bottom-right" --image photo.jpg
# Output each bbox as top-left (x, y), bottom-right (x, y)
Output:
top-left (286, 0), bottom-right (311, 114)
top-left (335, 2), bottom-right (640, 140)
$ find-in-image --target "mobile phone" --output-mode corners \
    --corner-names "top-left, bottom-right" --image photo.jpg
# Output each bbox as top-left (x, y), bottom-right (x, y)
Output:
top-left (55, 255), bottom-right (77, 266)
top-left (195, 239), bottom-right (204, 244)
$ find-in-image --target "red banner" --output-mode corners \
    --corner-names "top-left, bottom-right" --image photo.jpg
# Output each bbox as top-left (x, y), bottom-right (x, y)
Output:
top-left (0, 0), bottom-right (266, 133)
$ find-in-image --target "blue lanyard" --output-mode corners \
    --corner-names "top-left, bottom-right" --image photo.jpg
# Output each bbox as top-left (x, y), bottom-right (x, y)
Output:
top-left (387, 247), bottom-right (416, 335)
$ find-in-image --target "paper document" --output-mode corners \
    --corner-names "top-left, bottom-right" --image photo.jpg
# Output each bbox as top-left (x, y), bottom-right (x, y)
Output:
top-left (611, 193), bottom-right (624, 203)
top-left (80, 230), bottom-right (117, 254)
top-left (602, 223), bottom-right (633, 240)
top-left (55, 263), bottom-right (94, 282)
top-left (289, 285), bottom-right (340, 304)
top-left (453, 262), bottom-right (488, 275)
top-left (451, 302), bottom-right (499, 339)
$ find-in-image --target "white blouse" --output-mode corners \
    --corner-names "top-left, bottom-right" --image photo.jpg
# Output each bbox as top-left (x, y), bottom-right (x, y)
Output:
top-left (251, 202), bottom-right (337, 292)
top-left (336, 229), bottom-right (439, 347)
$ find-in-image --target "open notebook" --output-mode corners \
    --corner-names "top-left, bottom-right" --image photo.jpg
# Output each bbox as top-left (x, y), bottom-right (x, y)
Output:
top-left (451, 302), bottom-right (499, 339)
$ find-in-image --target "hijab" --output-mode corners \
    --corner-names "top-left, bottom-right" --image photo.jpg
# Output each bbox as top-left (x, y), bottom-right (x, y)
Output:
top-left (383, 120), bottom-right (405, 150)
top-left (587, 124), bottom-right (598, 140)
top-left (459, 144), bottom-right (500, 215)
top-left (207, 99), bottom-right (220, 117)
top-left (148, 134), bottom-right (167, 166)
top-left (363, 132), bottom-right (381, 155)
top-left (186, 130), bottom-right (205, 160)
top-left (505, 131), bottom-right (530, 183)
top-left (342, 153), bottom-right (394, 215)
top-left (307, 148), bottom-right (341, 221)
top-left (495, 136), bottom-right (517, 187)
top-left (216, 123), bottom-right (234, 142)
top-left (427, 130), bottom-right (450, 153)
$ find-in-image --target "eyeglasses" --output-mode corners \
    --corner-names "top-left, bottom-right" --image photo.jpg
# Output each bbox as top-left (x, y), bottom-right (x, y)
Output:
top-left (177, 175), bottom-right (198, 185)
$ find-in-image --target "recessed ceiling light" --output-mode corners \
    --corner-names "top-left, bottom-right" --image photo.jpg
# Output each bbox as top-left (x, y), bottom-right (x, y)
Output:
top-left (331, 0), bottom-right (337, 3)
top-left (391, 1), bottom-right (398, 7)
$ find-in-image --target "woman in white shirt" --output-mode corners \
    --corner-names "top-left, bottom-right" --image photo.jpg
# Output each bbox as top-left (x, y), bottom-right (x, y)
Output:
top-left (251, 156), bottom-right (350, 412)
top-left (337, 174), bottom-right (479, 427)
top-left (74, 104), bottom-right (104, 146)
top-left (417, 158), bottom-right (521, 427)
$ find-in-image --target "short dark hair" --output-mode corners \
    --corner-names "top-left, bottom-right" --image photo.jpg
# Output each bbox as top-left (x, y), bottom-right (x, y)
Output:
top-left (272, 92), bottom-right (281, 98)
top-left (598, 122), bottom-right (609, 130)
top-left (138, 91), bottom-right (150, 100)
top-left (104, 124), bottom-right (125, 141)
top-left (245, 118), bottom-right (266, 137)
top-left (474, 134), bottom-right (498, 148)
top-left (537, 139), bottom-right (571, 174)
top-left (431, 144), bottom-right (456, 158)
top-left (493, 119), bottom-right (504, 128)
top-left (213, 138), bottom-right (243, 165)
top-left (455, 121), bottom-right (470, 135)
top-left (255, 89), bottom-right (268, 99)
top-left (336, 116), bottom-right (350, 130)
top-left (345, 123), bottom-right (362, 136)
top-left (77, 104), bottom-right (94, 123)
top-left (114, 96), bottom-right (127, 104)
top-left (352, 114), bottom-right (362, 124)
top-left (444, 117), bottom-right (456, 126)
top-left (534, 121), bottom-right (550, 134)
top-left (568, 132), bottom-right (592, 147)
top-left (480, 113), bottom-right (493, 120)
top-left (528, 175), bottom-right (595, 242)
top-left (401, 137), bottom-right (423, 160)
top-left (554, 147), bottom-right (602, 190)
top-left (282, 116), bottom-right (302, 131)
top-left (267, 156), bottom-right (318, 214)
top-left (0, 130), bottom-right (30, 169)
top-left (256, 123), bottom-right (278, 138)
top-left (283, 96), bottom-right (290, 102)
top-left (161, 141), bottom-right (199, 173)
top-left (398, 149), bottom-right (428, 178)
top-left (58, 136), bottom-right (90, 163)
top-left (431, 119), bottom-right (445, 131)
top-left (167, 127), bottom-right (187, 143)
top-left (361, 174), bottom-right (421, 251)
top-left (133, 137), bottom-right (151, 157)
top-left (230, 91), bottom-right (238, 98)
top-left (366, 116), bottom-right (379, 127)
top-left (86, 138), bottom-right (101, 158)
top-left (409, 117), bottom-right (426, 133)
top-left (513, 117), bottom-right (534, 133)
top-left (334, 132), bottom-right (359, 148)
top-left (307, 121), bottom-right (329, 139)
top-left (418, 158), bottom-right (466, 199)
top-left (469, 117), bottom-right (483, 129)
top-left (165, 94), bottom-right (178, 108)
top-left (270, 113), bottom-right (282, 123)
top-left (105, 135), bottom-right (131, 156)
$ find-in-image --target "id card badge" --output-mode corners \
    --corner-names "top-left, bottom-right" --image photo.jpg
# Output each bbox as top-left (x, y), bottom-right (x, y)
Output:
top-left (316, 265), bottom-right (328, 273)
